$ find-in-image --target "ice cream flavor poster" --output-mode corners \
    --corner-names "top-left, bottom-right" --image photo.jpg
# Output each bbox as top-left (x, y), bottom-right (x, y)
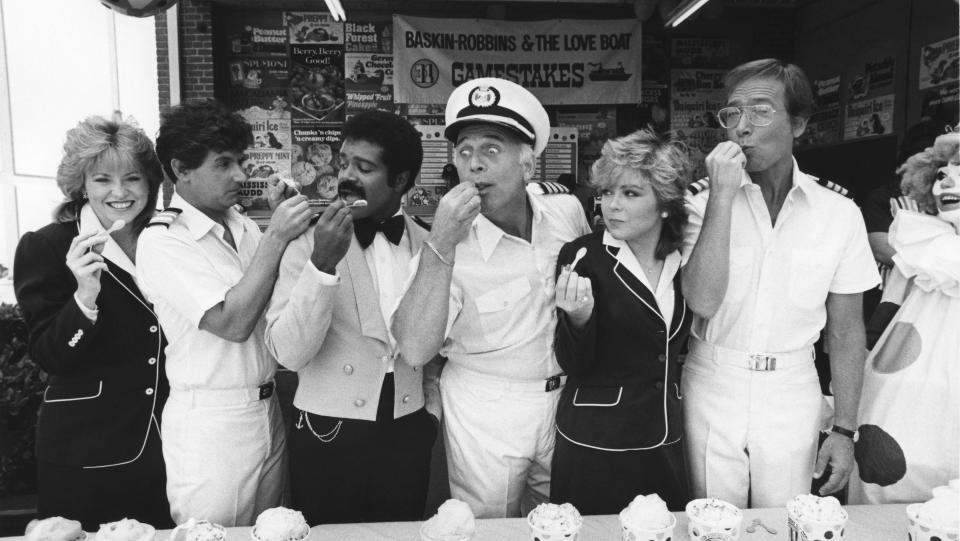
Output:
top-left (919, 36), bottom-right (959, 90)
top-left (864, 56), bottom-right (895, 93)
top-left (225, 57), bottom-right (291, 110)
top-left (221, 12), bottom-right (288, 56)
top-left (289, 44), bottom-right (346, 124)
top-left (920, 82), bottom-right (959, 125)
top-left (844, 94), bottom-right (894, 140)
top-left (286, 12), bottom-right (344, 45)
top-left (670, 69), bottom-right (726, 179)
top-left (812, 75), bottom-right (841, 110)
top-left (239, 107), bottom-right (293, 151)
top-left (670, 38), bottom-right (730, 68)
top-left (345, 21), bottom-right (393, 53)
top-left (291, 126), bottom-right (343, 202)
top-left (797, 107), bottom-right (841, 148)
top-left (239, 149), bottom-right (292, 212)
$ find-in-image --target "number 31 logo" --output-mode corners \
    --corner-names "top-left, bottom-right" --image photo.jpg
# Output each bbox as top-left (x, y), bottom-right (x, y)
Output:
top-left (411, 59), bottom-right (439, 88)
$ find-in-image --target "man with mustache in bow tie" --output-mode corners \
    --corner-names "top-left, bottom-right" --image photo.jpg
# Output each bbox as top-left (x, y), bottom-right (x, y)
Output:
top-left (264, 110), bottom-right (441, 525)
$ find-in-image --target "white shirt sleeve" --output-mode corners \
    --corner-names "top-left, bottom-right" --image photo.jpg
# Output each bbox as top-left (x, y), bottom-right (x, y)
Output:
top-left (680, 193), bottom-right (707, 267)
top-left (830, 202), bottom-right (882, 294)
top-left (263, 233), bottom-right (339, 371)
top-left (136, 232), bottom-right (232, 328)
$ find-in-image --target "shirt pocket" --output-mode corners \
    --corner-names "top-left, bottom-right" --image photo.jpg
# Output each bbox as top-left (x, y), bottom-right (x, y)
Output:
top-left (725, 246), bottom-right (754, 304)
top-left (474, 276), bottom-right (532, 344)
top-left (788, 249), bottom-right (834, 308)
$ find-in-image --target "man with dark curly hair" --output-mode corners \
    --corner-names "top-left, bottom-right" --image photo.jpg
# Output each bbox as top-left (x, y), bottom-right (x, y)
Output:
top-left (136, 99), bottom-right (313, 526)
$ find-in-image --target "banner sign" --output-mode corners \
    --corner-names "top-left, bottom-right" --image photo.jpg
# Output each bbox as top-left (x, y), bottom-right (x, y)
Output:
top-left (393, 15), bottom-right (641, 104)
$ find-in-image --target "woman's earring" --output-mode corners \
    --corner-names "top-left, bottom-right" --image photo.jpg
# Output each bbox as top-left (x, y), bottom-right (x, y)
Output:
top-left (660, 211), bottom-right (669, 218)
top-left (80, 190), bottom-right (87, 199)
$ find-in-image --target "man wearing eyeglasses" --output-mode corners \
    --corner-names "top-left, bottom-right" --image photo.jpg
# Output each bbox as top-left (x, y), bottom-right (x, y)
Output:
top-left (679, 59), bottom-right (880, 508)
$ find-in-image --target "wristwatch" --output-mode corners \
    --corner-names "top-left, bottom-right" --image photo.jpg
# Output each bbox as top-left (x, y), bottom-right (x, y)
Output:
top-left (831, 425), bottom-right (859, 442)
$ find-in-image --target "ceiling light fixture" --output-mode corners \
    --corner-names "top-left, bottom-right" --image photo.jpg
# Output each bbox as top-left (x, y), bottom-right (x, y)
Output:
top-left (664, 0), bottom-right (711, 27)
top-left (323, 0), bottom-right (346, 21)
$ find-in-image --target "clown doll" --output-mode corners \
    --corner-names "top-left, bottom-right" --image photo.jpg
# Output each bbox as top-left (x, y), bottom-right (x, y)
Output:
top-left (850, 130), bottom-right (960, 504)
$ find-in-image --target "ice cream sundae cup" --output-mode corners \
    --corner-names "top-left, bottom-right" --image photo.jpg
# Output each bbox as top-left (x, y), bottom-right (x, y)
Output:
top-left (786, 494), bottom-right (847, 541)
top-left (527, 503), bottom-right (583, 541)
top-left (906, 479), bottom-right (959, 541)
top-left (618, 494), bottom-right (676, 541)
top-left (685, 498), bottom-right (743, 541)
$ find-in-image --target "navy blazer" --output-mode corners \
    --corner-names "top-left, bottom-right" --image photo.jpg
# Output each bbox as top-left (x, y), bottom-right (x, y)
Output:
top-left (14, 221), bottom-right (168, 468)
top-left (554, 231), bottom-right (690, 450)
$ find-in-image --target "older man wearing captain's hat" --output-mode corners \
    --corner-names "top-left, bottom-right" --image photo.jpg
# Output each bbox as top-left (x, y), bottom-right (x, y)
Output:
top-left (393, 77), bottom-right (591, 518)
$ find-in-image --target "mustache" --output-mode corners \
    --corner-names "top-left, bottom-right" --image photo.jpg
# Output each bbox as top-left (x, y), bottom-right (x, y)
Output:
top-left (337, 180), bottom-right (366, 198)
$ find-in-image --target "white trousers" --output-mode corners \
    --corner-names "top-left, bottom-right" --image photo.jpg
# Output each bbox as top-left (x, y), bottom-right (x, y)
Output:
top-left (440, 364), bottom-right (558, 519)
top-left (162, 389), bottom-right (287, 527)
top-left (681, 341), bottom-right (822, 509)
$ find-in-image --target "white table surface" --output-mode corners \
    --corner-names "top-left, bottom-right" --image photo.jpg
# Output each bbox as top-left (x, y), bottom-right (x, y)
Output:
top-left (3, 504), bottom-right (913, 541)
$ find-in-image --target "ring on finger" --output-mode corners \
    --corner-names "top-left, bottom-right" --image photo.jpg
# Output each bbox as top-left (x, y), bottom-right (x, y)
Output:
top-left (580, 296), bottom-right (588, 302)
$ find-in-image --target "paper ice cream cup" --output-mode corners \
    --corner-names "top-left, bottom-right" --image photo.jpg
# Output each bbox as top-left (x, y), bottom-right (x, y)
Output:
top-left (685, 499), bottom-right (743, 541)
top-left (786, 506), bottom-right (847, 541)
top-left (619, 512), bottom-right (676, 541)
top-left (526, 516), bottom-right (581, 541)
top-left (906, 503), bottom-right (960, 541)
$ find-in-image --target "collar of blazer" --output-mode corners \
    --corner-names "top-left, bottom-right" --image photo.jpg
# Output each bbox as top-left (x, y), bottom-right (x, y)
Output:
top-left (603, 243), bottom-right (686, 341)
top-left (342, 212), bottom-right (431, 344)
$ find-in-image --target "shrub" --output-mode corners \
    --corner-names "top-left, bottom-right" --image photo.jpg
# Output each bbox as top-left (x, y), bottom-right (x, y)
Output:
top-left (0, 302), bottom-right (45, 496)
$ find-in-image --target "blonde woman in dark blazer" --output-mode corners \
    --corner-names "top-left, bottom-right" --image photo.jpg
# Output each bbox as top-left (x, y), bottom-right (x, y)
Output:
top-left (14, 117), bottom-right (171, 529)
top-left (550, 129), bottom-right (693, 513)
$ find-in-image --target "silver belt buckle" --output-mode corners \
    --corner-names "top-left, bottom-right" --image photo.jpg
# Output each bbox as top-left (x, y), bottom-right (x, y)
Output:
top-left (749, 354), bottom-right (777, 371)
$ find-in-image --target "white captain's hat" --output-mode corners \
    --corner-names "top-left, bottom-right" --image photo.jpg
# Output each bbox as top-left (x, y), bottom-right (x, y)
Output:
top-left (444, 77), bottom-right (551, 157)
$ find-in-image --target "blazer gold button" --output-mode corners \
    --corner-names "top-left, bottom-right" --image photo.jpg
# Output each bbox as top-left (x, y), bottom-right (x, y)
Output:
top-left (354, 398), bottom-right (365, 407)
top-left (149, 325), bottom-right (158, 333)
top-left (145, 388), bottom-right (154, 395)
top-left (343, 364), bottom-right (354, 375)
top-left (380, 355), bottom-right (389, 363)
top-left (402, 395), bottom-right (410, 403)
top-left (148, 357), bottom-right (157, 365)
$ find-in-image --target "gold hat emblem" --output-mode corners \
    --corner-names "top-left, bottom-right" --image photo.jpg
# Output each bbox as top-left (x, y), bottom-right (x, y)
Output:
top-left (468, 86), bottom-right (499, 108)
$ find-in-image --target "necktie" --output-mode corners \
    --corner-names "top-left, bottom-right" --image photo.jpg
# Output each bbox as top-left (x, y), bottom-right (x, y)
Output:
top-left (354, 215), bottom-right (405, 248)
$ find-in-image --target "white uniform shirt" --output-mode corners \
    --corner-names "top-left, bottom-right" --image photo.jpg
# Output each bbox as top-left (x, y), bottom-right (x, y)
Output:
top-left (681, 160), bottom-right (880, 353)
top-left (136, 193), bottom-right (275, 390)
top-left (439, 192), bottom-right (591, 381)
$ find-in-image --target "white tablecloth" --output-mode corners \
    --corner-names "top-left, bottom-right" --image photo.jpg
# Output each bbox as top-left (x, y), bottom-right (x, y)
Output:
top-left (305, 504), bottom-right (908, 540)
top-left (2, 505), bottom-right (912, 541)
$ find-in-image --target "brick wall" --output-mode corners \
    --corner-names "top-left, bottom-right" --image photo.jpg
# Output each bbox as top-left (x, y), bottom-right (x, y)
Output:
top-left (155, 0), bottom-right (215, 111)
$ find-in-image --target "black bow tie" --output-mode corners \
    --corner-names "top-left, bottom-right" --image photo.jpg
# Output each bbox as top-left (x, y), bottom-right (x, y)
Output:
top-left (354, 215), bottom-right (405, 248)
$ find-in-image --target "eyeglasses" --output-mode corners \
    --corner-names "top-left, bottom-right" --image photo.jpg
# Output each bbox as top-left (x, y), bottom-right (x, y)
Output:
top-left (717, 104), bottom-right (777, 128)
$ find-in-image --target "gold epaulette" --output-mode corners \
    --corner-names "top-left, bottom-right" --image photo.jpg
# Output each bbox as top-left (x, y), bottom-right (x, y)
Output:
top-left (146, 208), bottom-right (183, 228)
top-left (688, 177), bottom-right (710, 196)
top-left (812, 177), bottom-right (852, 198)
top-left (529, 181), bottom-right (571, 195)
